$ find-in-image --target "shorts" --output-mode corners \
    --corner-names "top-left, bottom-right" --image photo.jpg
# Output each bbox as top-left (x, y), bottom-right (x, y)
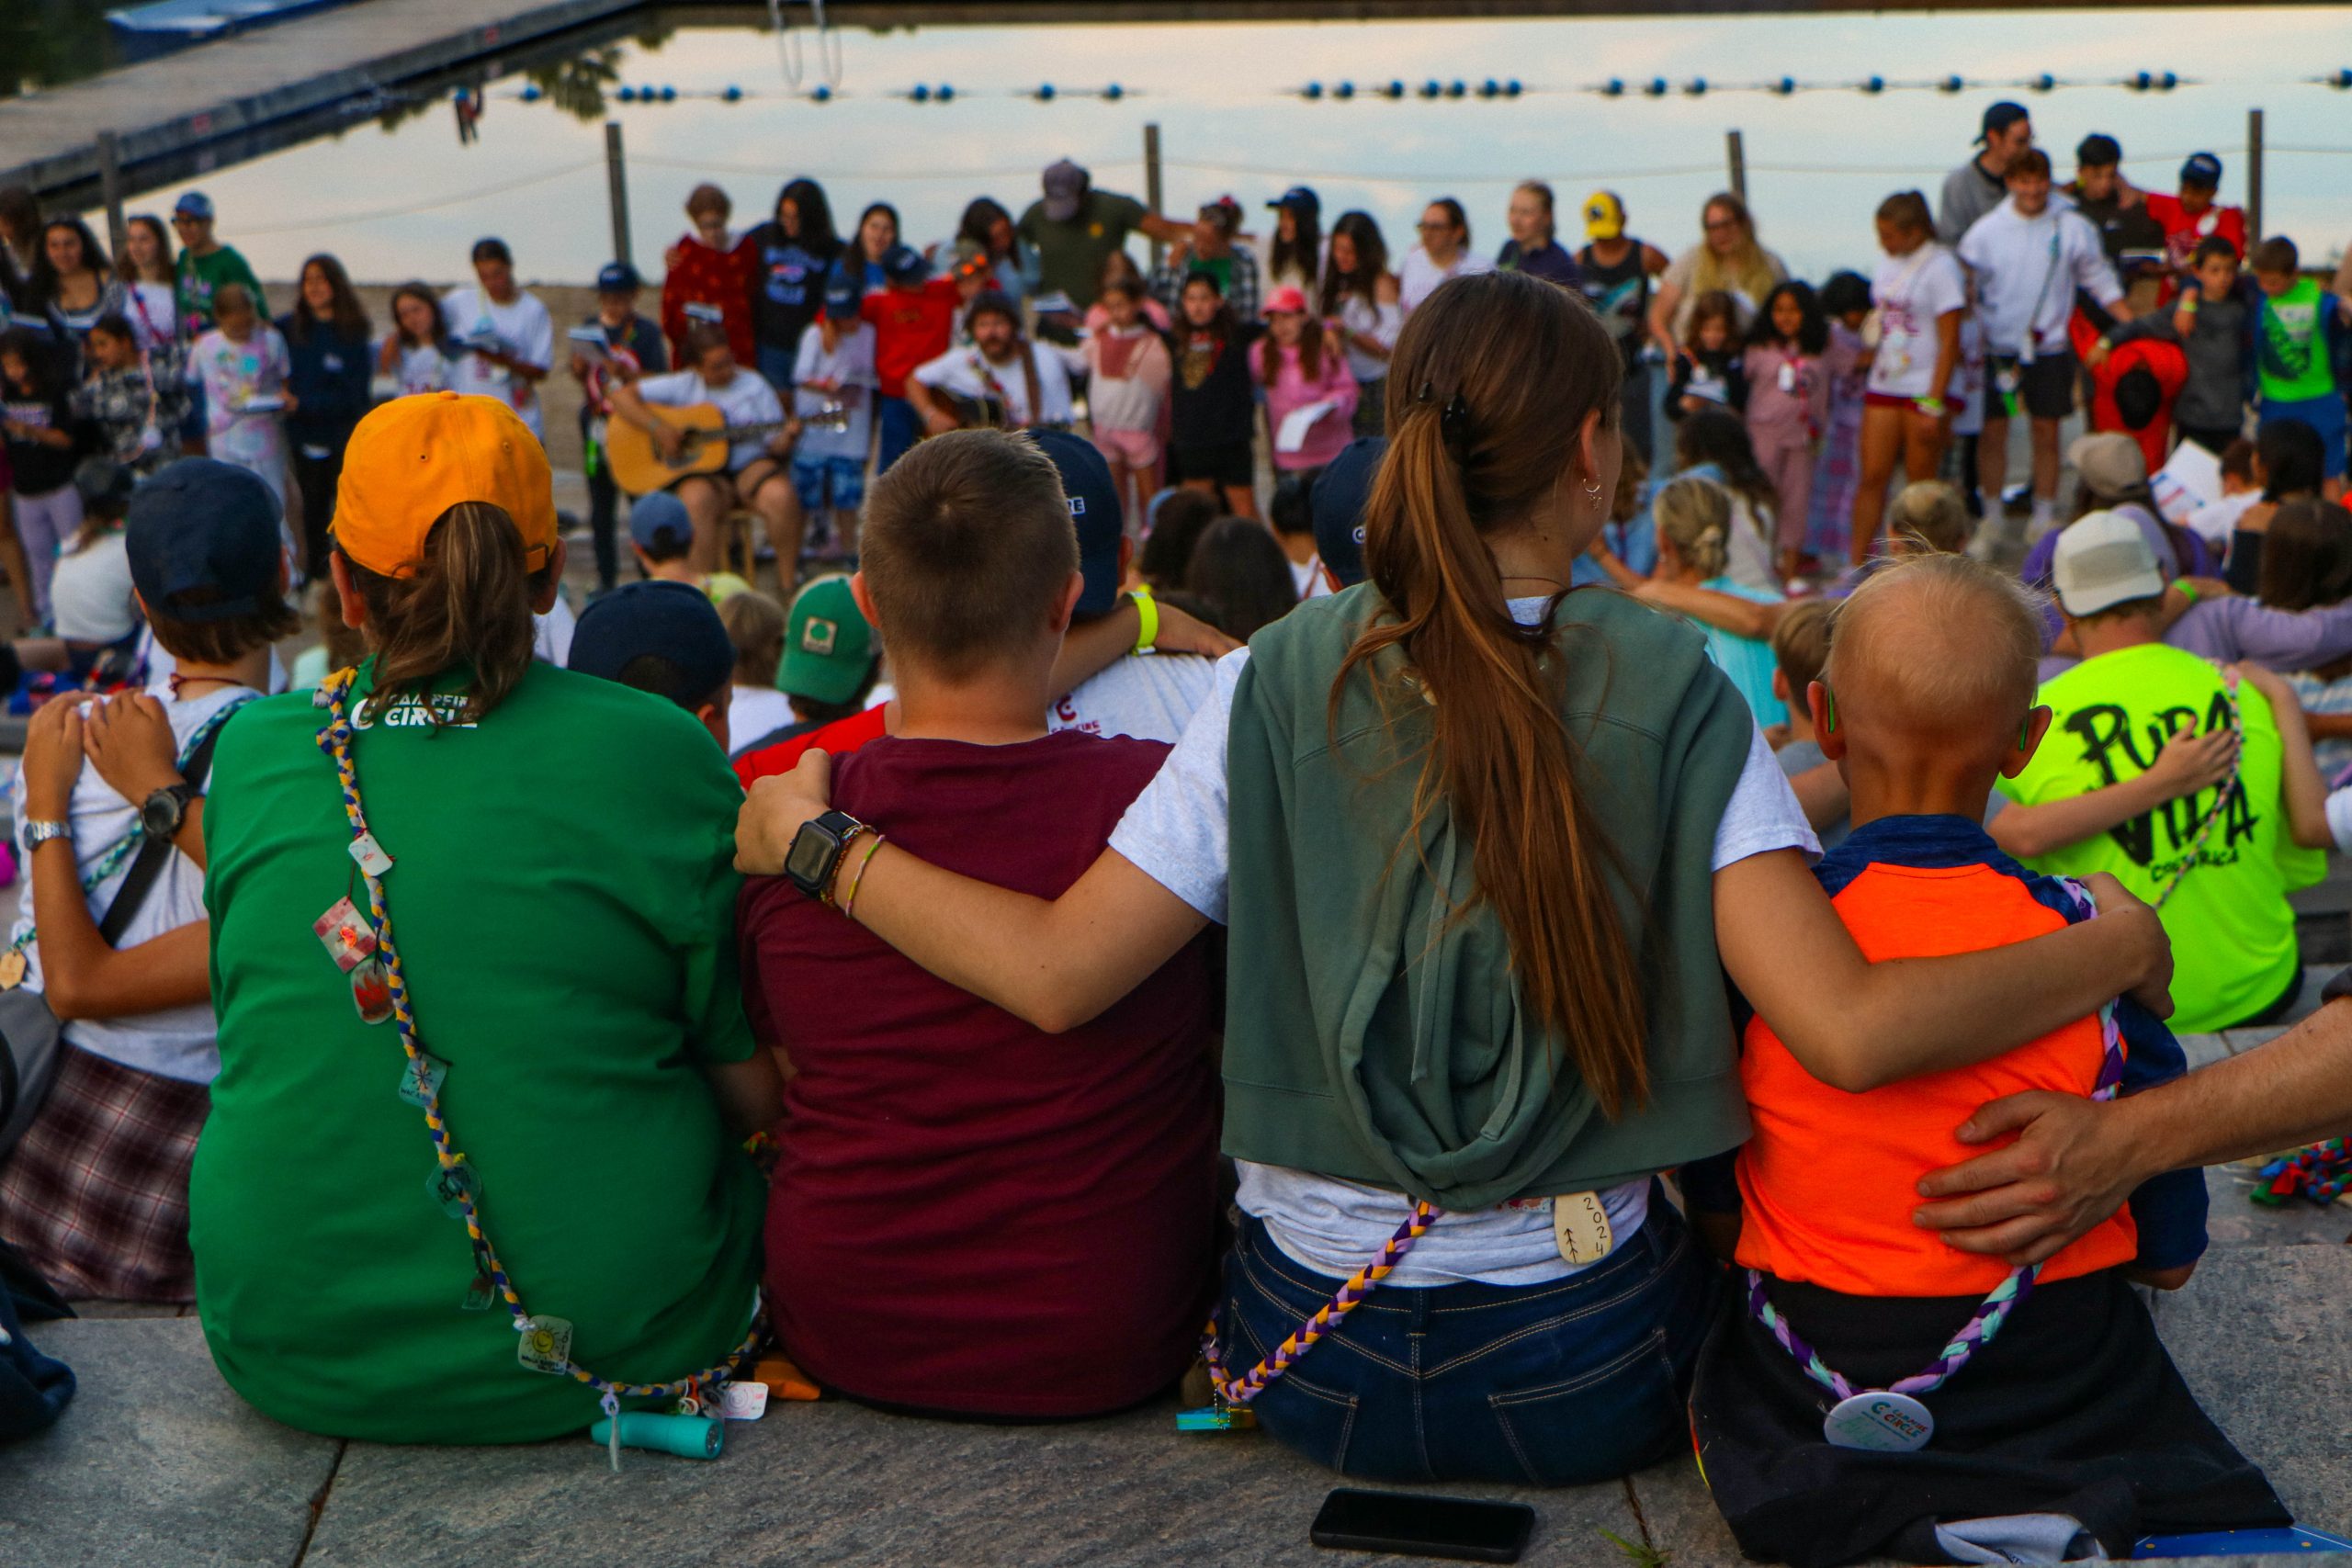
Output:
top-left (792, 454), bottom-right (866, 513)
top-left (1986, 350), bottom-right (2077, 421)
top-left (2262, 392), bottom-right (2349, 480)
top-left (1169, 438), bottom-right (1253, 490)
top-left (1091, 426), bottom-right (1162, 470)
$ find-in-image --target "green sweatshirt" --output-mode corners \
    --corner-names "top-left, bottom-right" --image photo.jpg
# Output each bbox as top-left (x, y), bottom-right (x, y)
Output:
top-left (1221, 585), bottom-right (1754, 1212)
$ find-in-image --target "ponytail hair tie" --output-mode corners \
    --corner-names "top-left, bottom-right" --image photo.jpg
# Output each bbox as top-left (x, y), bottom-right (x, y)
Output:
top-left (1699, 526), bottom-right (1724, 546)
top-left (1415, 379), bottom-right (1476, 465)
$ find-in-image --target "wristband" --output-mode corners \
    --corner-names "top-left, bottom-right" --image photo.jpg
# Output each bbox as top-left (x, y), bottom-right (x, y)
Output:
top-left (1130, 585), bottom-right (1160, 656)
top-left (2178, 297), bottom-right (2199, 313)
top-left (2175, 580), bottom-right (2201, 605)
top-left (1912, 396), bottom-right (1945, 417)
top-left (840, 833), bottom-right (887, 921)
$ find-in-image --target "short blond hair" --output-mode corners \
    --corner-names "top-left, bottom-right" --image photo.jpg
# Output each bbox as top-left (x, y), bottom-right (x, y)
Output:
top-left (1827, 554), bottom-right (2048, 743)
top-left (1655, 474), bottom-right (1735, 579)
top-left (720, 589), bottom-right (785, 686)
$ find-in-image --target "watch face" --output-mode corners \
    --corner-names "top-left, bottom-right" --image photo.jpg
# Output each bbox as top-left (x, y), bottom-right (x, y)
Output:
top-left (786, 823), bottom-right (837, 888)
top-left (141, 794), bottom-right (180, 839)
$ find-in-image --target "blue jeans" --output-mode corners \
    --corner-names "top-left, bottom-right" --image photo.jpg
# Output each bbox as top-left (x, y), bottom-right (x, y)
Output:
top-left (876, 394), bottom-right (920, 475)
top-left (1216, 1183), bottom-right (1717, 1487)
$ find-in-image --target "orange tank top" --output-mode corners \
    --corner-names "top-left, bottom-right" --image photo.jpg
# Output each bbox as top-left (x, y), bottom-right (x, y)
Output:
top-left (1733, 858), bottom-right (2137, 1297)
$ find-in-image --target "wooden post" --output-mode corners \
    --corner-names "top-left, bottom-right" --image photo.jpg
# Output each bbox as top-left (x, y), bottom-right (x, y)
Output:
top-left (604, 119), bottom-right (632, 268)
top-left (1143, 122), bottom-right (1164, 267)
top-left (96, 131), bottom-right (130, 269)
top-left (2245, 107), bottom-right (2264, 244)
top-left (1725, 129), bottom-right (1747, 203)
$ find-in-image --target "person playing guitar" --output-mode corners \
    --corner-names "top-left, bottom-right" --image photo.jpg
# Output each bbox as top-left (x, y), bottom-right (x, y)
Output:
top-left (906, 292), bottom-right (1085, 437)
top-left (604, 323), bottom-right (801, 581)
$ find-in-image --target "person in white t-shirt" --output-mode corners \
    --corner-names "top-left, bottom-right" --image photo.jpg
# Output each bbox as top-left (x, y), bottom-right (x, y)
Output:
top-left (1957, 149), bottom-right (2131, 542)
top-left (906, 292), bottom-right (1081, 434)
top-left (606, 322), bottom-right (793, 577)
top-left (735, 272), bottom-right (2166, 1486)
top-left (718, 589), bottom-right (797, 758)
top-left (1854, 191), bottom-right (1967, 561)
top-left (440, 238), bottom-right (554, 441)
top-left (1397, 198), bottom-right (1495, 313)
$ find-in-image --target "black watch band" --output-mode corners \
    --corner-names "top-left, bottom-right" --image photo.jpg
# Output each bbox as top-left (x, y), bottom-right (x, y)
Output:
top-left (141, 782), bottom-right (198, 840)
top-left (784, 809), bottom-right (868, 902)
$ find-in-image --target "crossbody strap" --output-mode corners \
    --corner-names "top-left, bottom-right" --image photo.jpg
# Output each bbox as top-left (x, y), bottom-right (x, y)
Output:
top-left (96, 719), bottom-right (228, 946)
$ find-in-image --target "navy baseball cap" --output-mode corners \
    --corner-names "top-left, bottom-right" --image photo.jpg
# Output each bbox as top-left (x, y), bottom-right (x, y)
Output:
top-left (125, 458), bottom-right (282, 621)
top-left (880, 244), bottom-right (929, 287)
top-left (568, 580), bottom-right (735, 708)
top-left (2180, 152), bottom-right (2223, 187)
top-left (823, 267), bottom-right (862, 321)
top-left (1027, 429), bottom-right (1125, 615)
top-left (1268, 186), bottom-right (1321, 220)
top-left (172, 191), bottom-right (214, 220)
top-left (1976, 102), bottom-right (2029, 143)
top-left (596, 261), bottom-right (642, 293)
top-left (628, 489), bottom-right (693, 555)
top-left (1311, 438), bottom-right (1385, 589)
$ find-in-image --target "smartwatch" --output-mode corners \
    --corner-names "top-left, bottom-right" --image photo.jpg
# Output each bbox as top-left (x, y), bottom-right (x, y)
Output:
top-left (784, 809), bottom-right (871, 905)
top-left (141, 783), bottom-right (198, 841)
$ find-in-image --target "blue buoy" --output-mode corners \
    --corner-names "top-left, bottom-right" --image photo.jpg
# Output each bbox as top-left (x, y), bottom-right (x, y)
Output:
top-left (1939, 74), bottom-right (1964, 93)
top-left (1601, 77), bottom-right (1625, 96)
top-left (1771, 76), bottom-right (1797, 95)
top-left (910, 84), bottom-right (930, 102)
top-left (1476, 78), bottom-right (1498, 98)
top-left (810, 84), bottom-right (831, 103)
top-left (2130, 70), bottom-right (2153, 91)
top-left (1103, 83), bottom-right (1124, 99)
top-left (520, 84), bottom-right (542, 102)
top-left (1381, 80), bottom-right (1405, 99)
top-left (1504, 79), bottom-right (1521, 97)
top-left (1303, 81), bottom-right (1323, 99)
top-left (936, 84), bottom-right (954, 101)
top-left (1442, 79), bottom-right (1462, 97)
top-left (1334, 80), bottom-right (1354, 100)
top-left (1035, 83), bottom-right (1055, 100)
top-left (2030, 73), bottom-right (2056, 92)
top-left (721, 84), bottom-right (742, 102)
top-left (616, 84), bottom-right (636, 102)
top-left (660, 85), bottom-right (676, 101)
top-left (1684, 76), bottom-right (1707, 96)
top-left (1643, 77), bottom-right (1668, 96)
top-left (1860, 74), bottom-right (1885, 94)
top-left (2334, 67), bottom-right (2352, 89)
top-left (1418, 79), bottom-right (1441, 99)
top-left (2159, 71), bottom-right (2178, 90)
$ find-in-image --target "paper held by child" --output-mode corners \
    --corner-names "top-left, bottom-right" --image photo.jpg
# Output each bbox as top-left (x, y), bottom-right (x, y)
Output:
top-left (1275, 400), bottom-right (1337, 454)
top-left (2153, 439), bottom-right (2222, 524)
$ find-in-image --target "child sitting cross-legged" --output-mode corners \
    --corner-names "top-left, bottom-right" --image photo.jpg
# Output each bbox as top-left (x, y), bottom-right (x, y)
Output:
top-left (1688, 553), bottom-right (2288, 1568)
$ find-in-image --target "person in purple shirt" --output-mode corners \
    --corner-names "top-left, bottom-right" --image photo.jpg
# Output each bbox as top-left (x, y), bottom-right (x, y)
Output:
top-left (1495, 182), bottom-right (1583, 288)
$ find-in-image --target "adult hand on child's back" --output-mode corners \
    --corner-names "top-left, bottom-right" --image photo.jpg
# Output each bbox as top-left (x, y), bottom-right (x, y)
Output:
top-left (1151, 599), bottom-right (1242, 659)
top-left (1912, 1090), bottom-right (2146, 1267)
top-left (735, 749), bottom-right (833, 876)
top-left (2144, 725), bottom-right (2238, 802)
top-left (2083, 871), bottom-right (2174, 1020)
top-left (84, 693), bottom-right (183, 808)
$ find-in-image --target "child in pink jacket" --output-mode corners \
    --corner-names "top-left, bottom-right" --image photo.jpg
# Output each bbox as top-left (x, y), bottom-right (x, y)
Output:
top-left (1744, 280), bottom-right (1832, 583)
top-left (1254, 286), bottom-right (1359, 478)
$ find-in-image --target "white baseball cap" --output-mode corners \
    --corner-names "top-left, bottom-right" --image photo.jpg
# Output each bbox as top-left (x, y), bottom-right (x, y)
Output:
top-left (2051, 509), bottom-right (2166, 617)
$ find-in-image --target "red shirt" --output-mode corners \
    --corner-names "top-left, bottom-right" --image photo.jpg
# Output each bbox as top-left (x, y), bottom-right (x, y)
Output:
top-left (731, 704), bottom-right (887, 789)
top-left (2070, 314), bottom-right (2188, 472)
top-left (860, 278), bottom-right (959, 398)
top-left (2143, 195), bottom-right (2246, 302)
top-left (659, 231), bottom-right (759, 368)
top-left (739, 731), bottom-right (1218, 1416)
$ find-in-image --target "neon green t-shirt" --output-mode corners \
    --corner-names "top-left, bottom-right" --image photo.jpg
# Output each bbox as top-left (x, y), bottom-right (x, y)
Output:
top-left (195, 659), bottom-right (763, 1442)
top-left (2257, 276), bottom-right (2338, 404)
top-left (1997, 642), bottom-right (2324, 1032)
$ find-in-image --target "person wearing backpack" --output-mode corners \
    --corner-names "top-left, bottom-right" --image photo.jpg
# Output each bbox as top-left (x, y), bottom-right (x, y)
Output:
top-left (0, 459), bottom-right (294, 1302)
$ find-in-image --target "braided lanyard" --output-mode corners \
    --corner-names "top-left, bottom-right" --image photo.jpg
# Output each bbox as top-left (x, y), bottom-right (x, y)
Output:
top-left (312, 670), bottom-right (759, 1439)
top-left (6, 694), bottom-right (251, 964)
top-left (1747, 877), bottom-right (2126, 1452)
top-left (2151, 682), bottom-right (2243, 913)
top-left (1197, 1199), bottom-right (1441, 1418)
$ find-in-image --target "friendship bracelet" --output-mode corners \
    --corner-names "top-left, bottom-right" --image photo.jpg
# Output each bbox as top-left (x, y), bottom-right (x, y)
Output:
top-left (840, 833), bottom-right (887, 921)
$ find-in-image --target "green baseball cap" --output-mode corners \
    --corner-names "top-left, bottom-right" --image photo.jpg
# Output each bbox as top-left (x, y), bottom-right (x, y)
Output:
top-left (780, 574), bottom-right (876, 705)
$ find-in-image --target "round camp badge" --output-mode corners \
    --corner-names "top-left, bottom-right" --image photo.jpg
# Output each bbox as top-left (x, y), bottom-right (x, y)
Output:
top-left (1823, 1391), bottom-right (1934, 1452)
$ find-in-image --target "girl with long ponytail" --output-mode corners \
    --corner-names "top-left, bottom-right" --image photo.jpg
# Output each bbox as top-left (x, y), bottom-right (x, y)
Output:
top-left (737, 270), bottom-right (2171, 1485)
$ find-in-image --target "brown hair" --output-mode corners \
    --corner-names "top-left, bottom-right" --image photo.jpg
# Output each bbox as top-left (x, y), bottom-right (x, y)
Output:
top-left (682, 321), bottom-right (731, 366)
top-left (1770, 597), bottom-right (1832, 696)
top-left (2220, 436), bottom-right (2257, 485)
top-left (2258, 500), bottom-right (2352, 613)
top-left (146, 585), bottom-right (301, 667)
top-left (2251, 236), bottom-right (2299, 276)
top-left (857, 429), bottom-right (1078, 681)
top-left (1257, 311), bottom-right (1329, 385)
top-left (290, 253), bottom-right (372, 345)
top-left (340, 502), bottom-right (550, 728)
top-left (117, 214), bottom-right (175, 286)
top-left (309, 578), bottom-right (368, 677)
top-left (1682, 289), bottom-right (1740, 352)
top-left (1874, 190), bottom-right (1934, 238)
top-left (721, 588), bottom-right (786, 685)
top-left (1342, 269), bottom-right (1649, 1116)
top-left (2007, 147), bottom-right (2053, 182)
top-left (686, 183), bottom-right (732, 222)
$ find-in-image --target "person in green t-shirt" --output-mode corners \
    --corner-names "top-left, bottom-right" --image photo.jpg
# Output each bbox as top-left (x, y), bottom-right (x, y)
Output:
top-left (1998, 510), bottom-right (2333, 1033)
top-left (2248, 235), bottom-right (2349, 487)
top-left (194, 391), bottom-right (777, 1443)
top-left (169, 192), bottom-right (266, 335)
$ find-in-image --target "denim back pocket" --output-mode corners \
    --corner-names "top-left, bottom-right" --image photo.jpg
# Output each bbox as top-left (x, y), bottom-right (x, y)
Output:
top-left (1487, 1325), bottom-right (1682, 1488)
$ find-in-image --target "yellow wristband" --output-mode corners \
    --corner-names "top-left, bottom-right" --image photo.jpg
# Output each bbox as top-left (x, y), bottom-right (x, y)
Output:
top-left (1131, 585), bottom-right (1159, 656)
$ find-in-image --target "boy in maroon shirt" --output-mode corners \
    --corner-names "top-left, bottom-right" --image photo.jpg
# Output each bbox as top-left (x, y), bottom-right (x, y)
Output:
top-left (737, 427), bottom-right (1218, 1418)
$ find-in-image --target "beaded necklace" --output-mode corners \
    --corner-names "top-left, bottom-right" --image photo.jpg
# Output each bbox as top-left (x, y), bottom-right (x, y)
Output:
top-left (1744, 877), bottom-right (2127, 1452)
top-left (312, 669), bottom-right (759, 1451)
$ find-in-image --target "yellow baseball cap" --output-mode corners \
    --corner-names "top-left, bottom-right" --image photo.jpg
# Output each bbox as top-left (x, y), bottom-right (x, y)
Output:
top-left (334, 392), bottom-right (557, 579)
top-left (1583, 190), bottom-right (1625, 241)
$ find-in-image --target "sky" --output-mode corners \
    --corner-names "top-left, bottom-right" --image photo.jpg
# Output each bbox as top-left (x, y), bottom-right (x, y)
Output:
top-left (85, 6), bottom-right (2352, 285)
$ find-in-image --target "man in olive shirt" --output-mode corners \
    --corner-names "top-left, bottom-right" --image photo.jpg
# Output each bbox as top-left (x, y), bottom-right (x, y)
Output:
top-left (1015, 160), bottom-right (1189, 336)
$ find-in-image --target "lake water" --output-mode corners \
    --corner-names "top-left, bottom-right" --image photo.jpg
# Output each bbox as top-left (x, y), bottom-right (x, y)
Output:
top-left (74, 6), bottom-right (2352, 286)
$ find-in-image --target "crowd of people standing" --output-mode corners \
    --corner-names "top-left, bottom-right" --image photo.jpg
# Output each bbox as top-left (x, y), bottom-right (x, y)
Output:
top-left (4, 100), bottom-right (2352, 1566)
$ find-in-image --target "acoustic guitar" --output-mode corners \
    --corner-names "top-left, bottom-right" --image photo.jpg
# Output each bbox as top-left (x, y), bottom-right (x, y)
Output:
top-left (604, 403), bottom-right (794, 497)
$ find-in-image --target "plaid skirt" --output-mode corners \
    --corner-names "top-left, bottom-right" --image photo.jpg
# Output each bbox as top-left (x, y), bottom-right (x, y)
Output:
top-left (0, 1043), bottom-right (208, 1303)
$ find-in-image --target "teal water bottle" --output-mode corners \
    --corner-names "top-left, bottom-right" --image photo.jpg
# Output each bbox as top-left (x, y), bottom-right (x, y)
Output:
top-left (587, 1413), bottom-right (724, 1460)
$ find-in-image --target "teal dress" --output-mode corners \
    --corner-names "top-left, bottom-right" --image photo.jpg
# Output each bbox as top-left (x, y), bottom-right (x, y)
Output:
top-left (1694, 575), bottom-right (1785, 726)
